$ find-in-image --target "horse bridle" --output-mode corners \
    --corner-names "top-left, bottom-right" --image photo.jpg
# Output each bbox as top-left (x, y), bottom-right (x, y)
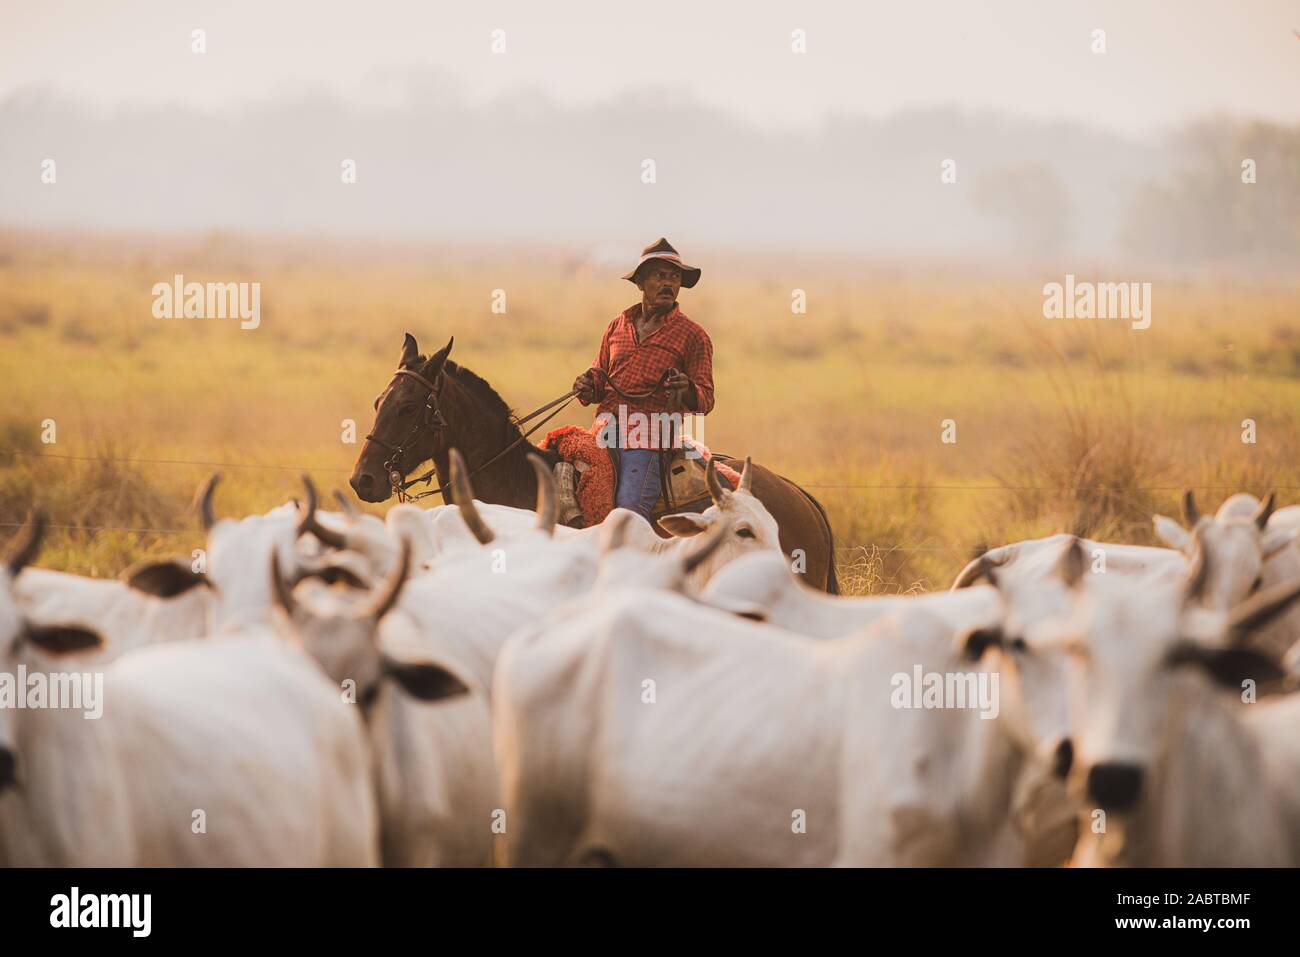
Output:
top-left (364, 361), bottom-right (680, 503)
top-left (364, 367), bottom-right (448, 499)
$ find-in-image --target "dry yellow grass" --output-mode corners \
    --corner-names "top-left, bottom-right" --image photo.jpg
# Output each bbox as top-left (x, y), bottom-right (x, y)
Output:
top-left (1, 234), bottom-right (1298, 592)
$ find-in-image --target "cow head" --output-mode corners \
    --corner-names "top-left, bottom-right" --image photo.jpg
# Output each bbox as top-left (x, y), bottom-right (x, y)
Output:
top-left (0, 515), bottom-right (105, 796)
top-left (271, 537), bottom-right (470, 710)
top-left (953, 537), bottom-right (1087, 781)
top-left (191, 473), bottom-right (369, 631)
top-left (1153, 490), bottom-right (1295, 612)
top-left (655, 458), bottom-right (781, 586)
top-left (1064, 533), bottom-right (1293, 825)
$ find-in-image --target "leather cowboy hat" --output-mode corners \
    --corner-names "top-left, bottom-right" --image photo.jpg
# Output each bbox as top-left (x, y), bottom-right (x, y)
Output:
top-left (622, 237), bottom-right (702, 289)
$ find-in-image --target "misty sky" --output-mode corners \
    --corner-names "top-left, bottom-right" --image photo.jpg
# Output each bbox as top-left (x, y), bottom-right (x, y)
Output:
top-left (2, 0), bottom-right (1298, 136)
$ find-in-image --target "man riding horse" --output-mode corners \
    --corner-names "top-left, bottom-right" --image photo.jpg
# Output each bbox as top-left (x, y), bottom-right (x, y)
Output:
top-left (348, 239), bottom-right (839, 592)
top-left (571, 237), bottom-right (713, 524)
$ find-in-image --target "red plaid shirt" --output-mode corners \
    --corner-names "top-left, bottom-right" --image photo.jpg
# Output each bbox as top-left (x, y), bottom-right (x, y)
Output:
top-left (580, 303), bottom-right (715, 449)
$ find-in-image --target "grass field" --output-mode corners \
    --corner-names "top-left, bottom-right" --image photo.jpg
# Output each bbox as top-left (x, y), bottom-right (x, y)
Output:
top-left (2, 233), bottom-right (1298, 593)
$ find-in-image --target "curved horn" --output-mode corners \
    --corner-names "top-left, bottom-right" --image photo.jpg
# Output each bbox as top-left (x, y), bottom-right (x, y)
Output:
top-left (5, 511), bottom-right (47, 576)
top-left (600, 511), bottom-right (634, 554)
top-left (196, 473), bottom-right (222, 532)
top-left (1254, 491), bottom-right (1276, 530)
top-left (738, 456), bottom-right (753, 494)
top-left (333, 490), bottom-right (360, 519)
top-left (705, 458), bottom-right (729, 507)
top-left (528, 453), bottom-right (557, 536)
top-left (269, 548), bottom-right (296, 616)
top-left (296, 475), bottom-right (349, 550)
top-left (1225, 573), bottom-right (1300, 641)
top-left (448, 448), bottom-right (495, 545)
top-left (357, 538), bottom-right (412, 621)
top-left (1184, 523), bottom-right (1210, 603)
top-left (682, 517), bottom-right (732, 576)
top-left (1182, 489), bottom-right (1199, 527)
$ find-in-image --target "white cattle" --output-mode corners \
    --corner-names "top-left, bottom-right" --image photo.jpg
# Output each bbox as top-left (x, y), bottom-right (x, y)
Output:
top-left (1152, 491), bottom-right (1299, 659)
top-left (492, 537), bottom-right (1089, 867)
top-left (274, 450), bottom-right (603, 866)
top-left (1062, 538), bottom-right (1300, 867)
top-left (15, 566), bottom-right (212, 664)
top-left (0, 515), bottom-right (379, 866)
top-left (952, 533), bottom-right (1182, 590)
top-left (702, 550), bottom-right (1001, 636)
top-left (11, 476), bottom-right (380, 666)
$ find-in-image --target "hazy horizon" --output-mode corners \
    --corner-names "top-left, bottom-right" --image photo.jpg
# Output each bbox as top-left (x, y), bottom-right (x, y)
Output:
top-left (1, 1), bottom-right (1296, 267)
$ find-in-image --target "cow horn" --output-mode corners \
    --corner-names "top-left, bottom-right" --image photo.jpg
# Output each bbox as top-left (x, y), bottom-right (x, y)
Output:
top-left (601, 511), bottom-right (634, 553)
top-left (528, 453), bottom-right (557, 536)
top-left (738, 456), bottom-right (753, 494)
top-left (706, 458), bottom-right (730, 507)
top-left (1182, 489), bottom-right (1199, 527)
top-left (297, 475), bottom-right (349, 550)
top-left (682, 517), bottom-right (731, 576)
top-left (269, 548), bottom-right (296, 615)
top-left (4, 511), bottom-right (47, 576)
top-left (358, 538), bottom-right (412, 621)
top-left (1184, 524), bottom-right (1211, 603)
top-left (448, 448), bottom-right (495, 544)
top-left (1225, 573), bottom-right (1300, 641)
top-left (333, 490), bottom-right (360, 519)
top-left (1254, 491), bottom-right (1276, 530)
top-left (196, 473), bottom-right (222, 532)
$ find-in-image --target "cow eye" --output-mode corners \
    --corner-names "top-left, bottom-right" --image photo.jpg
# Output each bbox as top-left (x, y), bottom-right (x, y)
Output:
top-left (736, 527), bottom-right (755, 539)
top-left (1251, 575), bottom-right (1263, 593)
top-left (1009, 637), bottom-right (1028, 653)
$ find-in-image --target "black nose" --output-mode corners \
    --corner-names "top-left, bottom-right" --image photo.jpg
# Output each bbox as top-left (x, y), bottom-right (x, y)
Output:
top-left (1053, 739), bottom-right (1074, 779)
top-left (1087, 762), bottom-right (1143, 810)
top-left (349, 473), bottom-right (379, 502)
top-left (0, 747), bottom-right (16, 792)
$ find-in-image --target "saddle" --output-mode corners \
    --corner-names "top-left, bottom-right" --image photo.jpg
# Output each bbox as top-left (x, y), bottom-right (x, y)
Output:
top-left (542, 427), bottom-right (738, 529)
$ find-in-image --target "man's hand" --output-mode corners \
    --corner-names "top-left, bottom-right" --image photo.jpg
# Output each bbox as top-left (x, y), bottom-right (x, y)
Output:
top-left (664, 369), bottom-right (696, 410)
top-left (573, 370), bottom-right (598, 404)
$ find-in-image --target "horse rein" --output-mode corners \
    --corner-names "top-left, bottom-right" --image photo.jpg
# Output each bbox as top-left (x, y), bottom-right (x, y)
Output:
top-left (366, 363), bottom-right (680, 504)
top-left (366, 366), bottom-right (580, 503)
top-left (363, 368), bottom-right (449, 498)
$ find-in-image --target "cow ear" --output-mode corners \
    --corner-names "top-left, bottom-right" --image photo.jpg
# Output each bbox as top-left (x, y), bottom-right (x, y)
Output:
top-left (657, 513), bottom-right (710, 538)
top-left (1261, 527), bottom-right (1298, 560)
top-left (121, 558), bottom-right (209, 597)
top-left (959, 626), bottom-right (1003, 662)
top-left (1153, 515), bottom-right (1191, 552)
top-left (381, 654), bottom-right (471, 702)
top-left (1167, 641), bottom-right (1284, 689)
top-left (23, 623), bottom-right (105, 655)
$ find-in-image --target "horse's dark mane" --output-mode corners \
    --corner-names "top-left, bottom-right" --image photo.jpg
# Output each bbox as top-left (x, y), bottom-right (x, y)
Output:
top-left (415, 355), bottom-right (520, 429)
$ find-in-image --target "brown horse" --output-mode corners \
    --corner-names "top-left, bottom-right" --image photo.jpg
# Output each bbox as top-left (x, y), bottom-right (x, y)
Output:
top-left (349, 334), bottom-right (838, 592)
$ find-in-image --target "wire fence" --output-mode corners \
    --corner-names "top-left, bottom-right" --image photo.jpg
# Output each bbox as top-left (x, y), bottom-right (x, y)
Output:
top-left (2, 446), bottom-right (1291, 555)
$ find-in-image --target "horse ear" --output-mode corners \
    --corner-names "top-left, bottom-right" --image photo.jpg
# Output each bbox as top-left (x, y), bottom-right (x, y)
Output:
top-left (400, 333), bottom-right (419, 368)
top-left (422, 336), bottom-right (454, 378)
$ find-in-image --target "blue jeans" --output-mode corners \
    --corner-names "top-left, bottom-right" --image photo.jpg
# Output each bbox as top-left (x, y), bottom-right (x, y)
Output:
top-left (615, 449), bottom-right (663, 523)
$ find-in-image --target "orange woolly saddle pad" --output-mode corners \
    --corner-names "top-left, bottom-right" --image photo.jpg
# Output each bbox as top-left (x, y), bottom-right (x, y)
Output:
top-left (539, 426), bottom-right (739, 528)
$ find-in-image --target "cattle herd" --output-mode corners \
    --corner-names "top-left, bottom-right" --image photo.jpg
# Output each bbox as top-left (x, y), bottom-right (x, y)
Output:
top-left (2, 450), bottom-right (1300, 867)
